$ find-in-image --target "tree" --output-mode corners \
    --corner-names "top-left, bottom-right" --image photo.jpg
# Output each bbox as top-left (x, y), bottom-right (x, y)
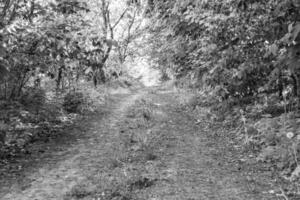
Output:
top-left (79, 0), bottom-right (145, 86)
top-left (145, 0), bottom-right (300, 100)
top-left (0, 0), bottom-right (146, 97)
top-left (81, 0), bottom-right (128, 86)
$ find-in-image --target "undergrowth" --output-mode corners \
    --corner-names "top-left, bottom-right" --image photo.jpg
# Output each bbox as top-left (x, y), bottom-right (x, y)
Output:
top-left (64, 97), bottom-right (160, 200)
top-left (185, 87), bottom-right (300, 199)
top-left (0, 84), bottom-right (107, 160)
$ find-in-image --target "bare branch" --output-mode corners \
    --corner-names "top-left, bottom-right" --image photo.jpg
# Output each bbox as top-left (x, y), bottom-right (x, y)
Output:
top-left (112, 8), bottom-right (128, 30)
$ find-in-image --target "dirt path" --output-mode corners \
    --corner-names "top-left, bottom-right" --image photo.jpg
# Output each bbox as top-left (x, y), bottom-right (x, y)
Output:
top-left (141, 91), bottom-right (273, 200)
top-left (1, 90), bottom-right (145, 200)
top-left (0, 88), bottom-right (274, 200)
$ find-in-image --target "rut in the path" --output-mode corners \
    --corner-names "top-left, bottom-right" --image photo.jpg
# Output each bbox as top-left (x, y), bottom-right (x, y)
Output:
top-left (2, 91), bottom-right (145, 200)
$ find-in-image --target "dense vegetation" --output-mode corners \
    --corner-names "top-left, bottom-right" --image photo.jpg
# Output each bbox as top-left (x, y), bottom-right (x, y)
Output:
top-left (147, 0), bottom-right (300, 98)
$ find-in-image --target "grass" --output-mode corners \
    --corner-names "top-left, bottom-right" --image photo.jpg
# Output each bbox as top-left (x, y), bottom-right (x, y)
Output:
top-left (63, 97), bottom-right (161, 200)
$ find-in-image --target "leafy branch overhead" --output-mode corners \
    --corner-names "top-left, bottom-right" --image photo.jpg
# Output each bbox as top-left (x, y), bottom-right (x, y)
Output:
top-left (146, 0), bottom-right (300, 99)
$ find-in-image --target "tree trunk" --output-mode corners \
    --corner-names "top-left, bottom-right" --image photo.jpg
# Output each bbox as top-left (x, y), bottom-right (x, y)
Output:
top-left (291, 74), bottom-right (298, 97)
top-left (93, 72), bottom-right (98, 88)
top-left (278, 69), bottom-right (283, 98)
top-left (92, 66), bottom-right (106, 88)
top-left (56, 66), bottom-right (64, 91)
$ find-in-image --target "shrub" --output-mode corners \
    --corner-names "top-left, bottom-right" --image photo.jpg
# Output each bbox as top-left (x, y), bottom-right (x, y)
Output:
top-left (63, 91), bottom-right (85, 113)
top-left (20, 87), bottom-right (46, 114)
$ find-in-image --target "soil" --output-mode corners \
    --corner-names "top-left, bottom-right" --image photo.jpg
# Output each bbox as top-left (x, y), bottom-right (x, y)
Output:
top-left (0, 87), bottom-right (277, 200)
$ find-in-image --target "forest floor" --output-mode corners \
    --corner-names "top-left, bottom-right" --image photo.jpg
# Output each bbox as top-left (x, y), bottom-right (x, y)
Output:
top-left (0, 86), bottom-right (278, 200)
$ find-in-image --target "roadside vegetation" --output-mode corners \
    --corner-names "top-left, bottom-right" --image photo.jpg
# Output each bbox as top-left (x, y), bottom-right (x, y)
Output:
top-left (0, 0), bottom-right (145, 159)
top-left (145, 0), bottom-right (300, 198)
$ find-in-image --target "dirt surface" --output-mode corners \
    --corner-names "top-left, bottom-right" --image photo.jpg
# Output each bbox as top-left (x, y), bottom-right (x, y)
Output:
top-left (0, 87), bottom-right (276, 200)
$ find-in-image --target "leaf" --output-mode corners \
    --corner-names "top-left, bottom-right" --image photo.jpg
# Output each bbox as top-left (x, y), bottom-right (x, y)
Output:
top-left (237, 71), bottom-right (243, 79)
top-left (291, 165), bottom-right (300, 180)
top-left (287, 57), bottom-right (300, 72)
top-left (257, 146), bottom-right (277, 162)
top-left (280, 33), bottom-right (292, 44)
top-left (85, 67), bottom-right (93, 74)
top-left (291, 22), bottom-right (300, 42)
top-left (0, 121), bottom-right (8, 130)
top-left (269, 44), bottom-right (278, 56)
top-left (0, 64), bottom-right (9, 82)
top-left (288, 23), bottom-right (294, 33)
top-left (57, 41), bottom-right (65, 50)
top-left (0, 45), bottom-right (6, 57)
top-left (246, 126), bottom-right (259, 135)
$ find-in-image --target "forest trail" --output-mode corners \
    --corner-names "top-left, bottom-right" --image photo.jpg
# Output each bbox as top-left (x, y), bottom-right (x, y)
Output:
top-left (0, 87), bottom-right (273, 200)
top-left (1, 89), bottom-right (146, 200)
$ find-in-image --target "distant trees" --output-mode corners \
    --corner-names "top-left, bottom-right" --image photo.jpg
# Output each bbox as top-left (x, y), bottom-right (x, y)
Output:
top-left (74, 0), bottom-right (144, 87)
top-left (0, 0), bottom-right (145, 98)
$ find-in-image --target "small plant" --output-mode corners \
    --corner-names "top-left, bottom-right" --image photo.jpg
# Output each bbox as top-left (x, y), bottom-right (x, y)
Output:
top-left (63, 91), bottom-right (85, 113)
top-left (20, 87), bottom-right (46, 114)
top-left (64, 183), bottom-right (95, 200)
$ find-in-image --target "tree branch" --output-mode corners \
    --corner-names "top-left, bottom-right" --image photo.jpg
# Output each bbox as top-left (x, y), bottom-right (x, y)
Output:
top-left (112, 8), bottom-right (128, 30)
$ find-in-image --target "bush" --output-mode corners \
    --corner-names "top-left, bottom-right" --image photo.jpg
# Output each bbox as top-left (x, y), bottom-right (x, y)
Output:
top-left (63, 91), bottom-right (85, 113)
top-left (20, 87), bottom-right (46, 114)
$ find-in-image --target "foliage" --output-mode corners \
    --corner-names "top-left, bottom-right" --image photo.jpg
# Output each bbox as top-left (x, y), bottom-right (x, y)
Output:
top-left (0, 0), bottom-right (149, 144)
top-left (147, 0), bottom-right (300, 100)
top-left (0, 0), bottom-right (144, 100)
top-left (0, 0), bottom-right (147, 159)
top-left (63, 91), bottom-right (84, 113)
top-left (20, 87), bottom-right (46, 113)
top-left (0, 98), bottom-right (59, 157)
